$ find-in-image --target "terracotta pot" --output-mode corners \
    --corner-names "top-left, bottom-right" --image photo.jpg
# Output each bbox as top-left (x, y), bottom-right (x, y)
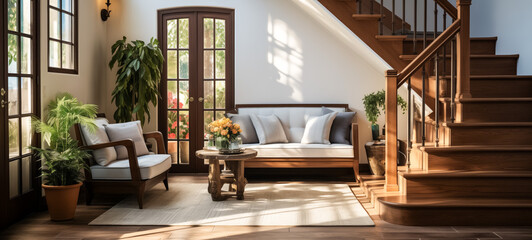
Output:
top-left (42, 182), bottom-right (82, 221)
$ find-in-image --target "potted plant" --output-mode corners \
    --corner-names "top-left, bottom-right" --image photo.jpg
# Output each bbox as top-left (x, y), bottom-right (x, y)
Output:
top-left (31, 94), bottom-right (97, 221)
top-left (363, 90), bottom-right (407, 141)
top-left (207, 118), bottom-right (243, 154)
top-left (109, 36), bottom-right (164, 127)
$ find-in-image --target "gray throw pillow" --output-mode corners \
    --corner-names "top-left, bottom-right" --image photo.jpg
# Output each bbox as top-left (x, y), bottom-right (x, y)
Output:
top-left (226, 113), bottom-right (259, 144)
top-left (104, 121), bottom-right (149, 159)
top-left (322, 107), bottom-right (356, 144)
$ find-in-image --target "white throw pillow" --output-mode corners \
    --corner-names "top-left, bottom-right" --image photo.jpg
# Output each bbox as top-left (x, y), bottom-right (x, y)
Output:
top-left (104, 121), bottom-right (149, 159)
top-left (250, 114), bottom-right (288, 145)
top-left (80, 118), bottom-right (117, 165)
top-left (301, 112), bottom-right (338, 144)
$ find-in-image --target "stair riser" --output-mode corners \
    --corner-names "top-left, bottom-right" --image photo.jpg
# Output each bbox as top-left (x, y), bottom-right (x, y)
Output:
top-left (440, 79), bottom-right (532, 98)
top-left (441, 57), bottom-right (517, 75)
top-left (442, 126), bottom-right (532, 145)
top-left (403, 39), bottom-right (496, 55)
top-left (423, 151), bottom-right (532, 171)
top-left (403, 177), bottom-right (532, 199)
top-left (441, 102), bottom-right (532, 122)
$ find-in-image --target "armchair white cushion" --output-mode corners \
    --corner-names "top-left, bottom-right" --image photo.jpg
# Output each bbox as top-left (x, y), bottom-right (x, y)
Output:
top-left (90, 154), bottom-right (171, 180)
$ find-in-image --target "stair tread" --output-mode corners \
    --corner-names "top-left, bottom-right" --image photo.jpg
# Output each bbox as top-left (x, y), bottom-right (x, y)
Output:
top-left (379, 196), bottom-right (532, 208)
top-left (443, 122), bottom-right (532, 127)
top-left (400, 54), bottom-right (519, 60)
top-left (440, 97), bottom-right (532, 102)
top-left (420, 145), bottom-right (532, 152)
top-left (400, 170), bottom-right (532, 178)
top-left (404, 36), bottom-right (498, 41)
top-left (375, 35), bottom-right (408, 41)
top-left (351, 14), bottom-right (382, 20)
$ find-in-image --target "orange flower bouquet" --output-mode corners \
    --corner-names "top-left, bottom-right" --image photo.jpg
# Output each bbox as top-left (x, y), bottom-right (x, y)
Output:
top-left (207, 117), bottom-right (243, 152)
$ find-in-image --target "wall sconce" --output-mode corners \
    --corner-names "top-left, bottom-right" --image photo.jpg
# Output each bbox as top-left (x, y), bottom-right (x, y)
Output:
top-left (101, 0), bottom-right (111, 21)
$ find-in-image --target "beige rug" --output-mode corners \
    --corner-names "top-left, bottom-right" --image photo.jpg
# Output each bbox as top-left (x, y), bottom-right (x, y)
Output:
top-left (89, 183), bottom-right (374, 226)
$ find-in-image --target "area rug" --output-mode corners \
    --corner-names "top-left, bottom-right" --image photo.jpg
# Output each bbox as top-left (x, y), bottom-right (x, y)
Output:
top-left (89, 183), bottom-right (374, 226)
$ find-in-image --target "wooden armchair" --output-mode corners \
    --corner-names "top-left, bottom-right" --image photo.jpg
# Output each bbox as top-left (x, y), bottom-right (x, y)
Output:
top-left (74, 115), bottom-right (170, 209)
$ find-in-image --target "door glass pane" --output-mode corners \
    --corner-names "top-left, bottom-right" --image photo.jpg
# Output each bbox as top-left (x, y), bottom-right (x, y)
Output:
top-left (168, 111), bottom-right (178, 140)
top-left (179, 111), bottom-right (189, 139)
top-left (178, 141), bottom-right (189, 164)
top-left (215, 81), bottom-right (226, 109)
top-left (49, 41), bottom-right (61, 68)
top-left (61, 13), bottom-right (72, 42)
top-left (50, 0), bottom-right (59, 7)
top-left (215, 50), bottom-right (226, 79)
top-left (167, 50), bottom-right (177, 79)
top-left (9, 119), bottom-right (20, 158)
top-left (167, 81), bottom-right (177, 109)
top-left (203, 50), bottom-right (213, 79)
top-left (204, 111), bottom-right (214, 139)
top-left (9, 160), bottom-right (20, 198)
top-left (216, 111), bottom-right (226, 120)
top-left (21, 0), bottom-right (31, 34)
top-left (204, 81), bottom-right (214, 109)
top-left (178, 18), bottom-right (189, 48)
top-left (49, 9), bottom-right (60, 39)
top-left (178, 50), bottom-right (189, 79)
top-left (21, 117), bottom-right (32, 155)
top-left (21, 37), bottom-right (31, 74)
top-left (168, 140), bottom-right (177, 164)
top-left (22, 157), bottom-right (32, 193)
top-left (62, 43), bottom-right (74, 69)
top-left (167, 19), bottom-right (177, 48)
top-left (215, 19), bottom-right (226, 48)
top-left (61, 0), bottom-right (72, 12)
top-left (179, 81), bottom-right (189, 109)
top-left (8, 34), bottom-right (18, 73)
top-left (8, 0), bottom-right (17, 31)
top-left (8, 77), bottom-right (19, 115)
top-left (203, 18), bottom-right (214, 48)
top-left (21, 78), bottom-right (32, 114)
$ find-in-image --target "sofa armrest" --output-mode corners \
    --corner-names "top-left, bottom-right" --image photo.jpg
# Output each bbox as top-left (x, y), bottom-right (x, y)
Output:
top-left (351, 123), bottom-right (359, 160)
top-left (143, 131), bottom-right (166, 154)
top-left (82, 139), bottom-right (142, 182)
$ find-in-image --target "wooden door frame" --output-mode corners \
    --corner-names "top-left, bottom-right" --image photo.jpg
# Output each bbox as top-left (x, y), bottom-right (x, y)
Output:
top-left (157, 7), bottom-right (234, 173)
top-left (0, 0), bottom-right (41, 228)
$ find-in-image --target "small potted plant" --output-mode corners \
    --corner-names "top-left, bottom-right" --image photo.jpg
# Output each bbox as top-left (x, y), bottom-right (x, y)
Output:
top-left (363, 90), bottom-right (407, 141)
top-left (207, 118), bottom-right (242, 154)
top-left (31, 94), bottom-right (97, 221)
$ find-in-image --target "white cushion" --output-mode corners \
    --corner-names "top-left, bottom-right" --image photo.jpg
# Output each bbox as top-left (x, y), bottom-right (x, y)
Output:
top-left (242, 143), bottom-right (354, 158)
top-left (80, 118), bottom-right (117, 165)
top-left (301, 112), bottom-right (337, 144)
top-left (104, 121), bottom-right (149, 159)
top-left (250, 114), bottom-right (288, 144)
top-left (90, 154), bottom-right (171, 180)
top-left (238, 107), bottom-right (346, 143)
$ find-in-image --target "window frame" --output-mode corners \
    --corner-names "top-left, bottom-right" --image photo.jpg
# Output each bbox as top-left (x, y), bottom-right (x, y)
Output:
top-left (47, 0), bottom-right (78, 74)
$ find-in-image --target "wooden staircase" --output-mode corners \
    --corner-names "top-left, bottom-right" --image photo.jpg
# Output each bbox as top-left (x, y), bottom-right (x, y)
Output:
top-left (319, 0), bottom-right (532, 225)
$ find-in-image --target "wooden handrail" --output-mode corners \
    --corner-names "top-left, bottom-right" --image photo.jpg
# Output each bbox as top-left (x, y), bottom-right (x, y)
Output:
top-left (435, 0), bottom-right (457, 19)
top-left (397, 19), bottom-right (461, 86)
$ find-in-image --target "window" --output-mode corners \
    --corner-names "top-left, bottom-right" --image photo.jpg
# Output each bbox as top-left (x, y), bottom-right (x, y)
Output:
top-left (48, 0), bottom-right (77, 74)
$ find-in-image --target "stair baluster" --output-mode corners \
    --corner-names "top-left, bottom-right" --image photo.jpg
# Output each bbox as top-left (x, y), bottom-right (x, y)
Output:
top-left (392, 0), bottom-right (396, 34)
top-left (407, 77), bottom-right (412, 170)
top-left (402, 0), bottom-right (406, 35)
top-left (450, 37), bottom-right (456, 123)
top-left (380, 0), bottom-right (384, 35)
top-left (413, 0), bottom-right (417, 54)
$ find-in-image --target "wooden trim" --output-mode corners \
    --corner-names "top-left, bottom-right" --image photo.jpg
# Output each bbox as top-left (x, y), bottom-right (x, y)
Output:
top-left (250, 158), bottom-right (354, 162)
top-left (246, 161), bottom-right (354, 168)
top-left (235, 103), bottom-right (350, 110)
top-left (398, 20), bottom-right (461, 85)
top-left (47, 0), bottom-right (78, 74)
top-left (435, 0), bottom-right (457, 19)
top-left (455, 0), bottom-right (472, 102)
top-left (143, 131), bottom-right (166, 154)
top-left (385, 70), bottom-right (399, 192)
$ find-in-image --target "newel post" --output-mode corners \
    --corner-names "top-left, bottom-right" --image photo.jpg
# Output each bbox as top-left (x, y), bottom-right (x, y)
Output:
top-left (385, 70), bottom-right (399, 192)
top-left (456, 0), bottom-right (472, 101)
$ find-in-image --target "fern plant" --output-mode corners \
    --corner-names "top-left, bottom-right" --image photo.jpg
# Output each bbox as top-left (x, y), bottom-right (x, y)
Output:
top-left (109, 37), bottom-right (164, 127)
top-left (363, 90), bottom-right (408, 125)
top-left (31, 93), bottom-right (98, 186)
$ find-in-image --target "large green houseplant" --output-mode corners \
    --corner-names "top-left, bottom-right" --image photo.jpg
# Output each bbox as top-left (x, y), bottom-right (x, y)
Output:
top-left (109, 37), bottom-right (164, 126)
top-left (363, 90), bottom-right (407, 141)
top-left (32, 93), bottom-right (97, 221)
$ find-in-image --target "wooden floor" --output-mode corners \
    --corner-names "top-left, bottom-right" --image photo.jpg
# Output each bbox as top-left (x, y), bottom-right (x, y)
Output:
top-left (1, 174), bottom-right (531, 240)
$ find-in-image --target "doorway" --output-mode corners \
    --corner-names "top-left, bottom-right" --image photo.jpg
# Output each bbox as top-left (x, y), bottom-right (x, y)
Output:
top-left (1, 0), bottom-right (41, 227)
top-left (158, 7), bottom-right (234, 173)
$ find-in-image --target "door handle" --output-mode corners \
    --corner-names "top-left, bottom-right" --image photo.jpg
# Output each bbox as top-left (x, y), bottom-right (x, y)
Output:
top-left (189, 96), bottom-right (194, 102)
top-left (0, 88), bottom-right (5, 96)
top-left (1, 100), bottom-right (5, 108)
top-left (198, 97), bottom-right (204, 103)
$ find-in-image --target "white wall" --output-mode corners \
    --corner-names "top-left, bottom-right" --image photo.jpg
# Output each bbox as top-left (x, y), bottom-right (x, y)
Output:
top-left (470, 0), bottom-right (532, 75)
top-left (40, 0), bottom-right (107, 111)
top-left (104, 0), bottom-right (409, 164)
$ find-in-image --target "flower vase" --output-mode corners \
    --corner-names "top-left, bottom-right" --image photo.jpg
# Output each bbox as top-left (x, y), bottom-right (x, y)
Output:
top-left (215, 136), bottom-right (242, 154)
top-left (371, 124), bottom-right (380, 141)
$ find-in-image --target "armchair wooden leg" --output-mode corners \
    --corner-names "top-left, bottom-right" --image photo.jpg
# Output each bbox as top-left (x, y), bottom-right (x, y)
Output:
top-left (85, 182), bottom-right (93, 205)
top-left (136, 183), bottom-right (146, 209)
top-left (353, 159), bottom-right (360, 183)
top-left (163, 173), bottom-right (169, 191)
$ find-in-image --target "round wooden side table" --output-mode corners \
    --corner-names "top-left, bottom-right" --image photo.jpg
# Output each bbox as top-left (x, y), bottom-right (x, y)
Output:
top-left (195, 149), bottom-right (258, 201)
